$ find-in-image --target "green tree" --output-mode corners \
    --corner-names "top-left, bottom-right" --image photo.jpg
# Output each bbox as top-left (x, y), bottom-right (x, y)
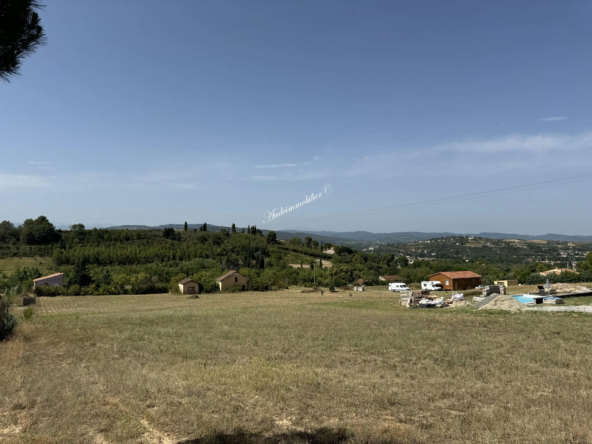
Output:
top-left (304, 236), bottom-right (312, 249)
top-left (203, 223), bottom-right (207, 232)
top-left (0, 0), bottom-right (46, 82)
top-left (0, 221), bottom-right (19, 243)
top-left (266, 230), bottom-right (278, 244)
top-left (231, 223), bottom-right (236, 234)
top-left (98, 269), bottom-right (112, 286)
top-left (20, 216), bottom-right (60, 245)
top-left (395, 255), bottom-right (409, 268)
top-left (184, 221), bottom-right (188, 232)
top-left (69, 223), bottom-right (85, 232)
top-left (578, 252), bottom-right (592, 272)
top-left (70, 260), bottom-right (92, 287)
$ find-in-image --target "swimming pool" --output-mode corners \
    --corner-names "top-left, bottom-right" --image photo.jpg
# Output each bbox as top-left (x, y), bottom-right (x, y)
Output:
top-left (512, 295), bottom-right (536, 304)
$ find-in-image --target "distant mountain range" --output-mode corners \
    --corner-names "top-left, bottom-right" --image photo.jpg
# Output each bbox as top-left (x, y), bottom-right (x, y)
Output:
top-left (102, 224), bottom-right (592, 244)
top-left (285, 230), bottom-right (592, 243)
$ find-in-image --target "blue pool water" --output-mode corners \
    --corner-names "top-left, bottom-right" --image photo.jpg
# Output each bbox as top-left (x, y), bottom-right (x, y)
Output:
top-left (512, 295), bottom-right (536, 304)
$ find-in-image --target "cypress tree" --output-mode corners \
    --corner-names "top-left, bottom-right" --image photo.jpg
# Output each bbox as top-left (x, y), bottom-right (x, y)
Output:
top-left (184, 221), bottom-right (188, 232)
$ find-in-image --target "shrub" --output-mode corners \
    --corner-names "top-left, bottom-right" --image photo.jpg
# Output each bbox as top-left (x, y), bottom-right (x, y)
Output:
top-left (0, 308), bottom-right (17, 341)
top-left (23, 306), bottom-right (34, 320)
top-left (35, 285), bottom-right (67, 297)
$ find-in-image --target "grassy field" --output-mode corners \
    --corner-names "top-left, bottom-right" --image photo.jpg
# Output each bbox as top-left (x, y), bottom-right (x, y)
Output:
top-left (3, 288), bottom-right (592, 443)
top-left (0, 257), bottom-right (55, 276)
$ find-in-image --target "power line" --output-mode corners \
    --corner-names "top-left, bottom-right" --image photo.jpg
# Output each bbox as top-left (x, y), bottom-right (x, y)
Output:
top-left (264, 173), bottom-right (592, 229)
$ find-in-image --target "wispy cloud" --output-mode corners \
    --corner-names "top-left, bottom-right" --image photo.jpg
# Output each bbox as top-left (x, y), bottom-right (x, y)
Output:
top-left (167, 182), bottom-right (208, 189)
top-left (255, 163), bottom-right (298, 169)
top-left (250, 171), bottom-right (328, 181)
top-left (540, 117), bottom-right (568, 122)
top-left (0, 173), bottom-right (51, 190)
top-left (27, 161), bottom-right (51, 166)
top-left (433, 132), bottom-right (592, 154)
top-left (27, 160), bottom-right (57, 170)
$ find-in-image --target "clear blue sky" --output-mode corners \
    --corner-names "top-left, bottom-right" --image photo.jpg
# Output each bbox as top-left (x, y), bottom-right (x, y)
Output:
top-left (1, 0), bottom-right (591, 234)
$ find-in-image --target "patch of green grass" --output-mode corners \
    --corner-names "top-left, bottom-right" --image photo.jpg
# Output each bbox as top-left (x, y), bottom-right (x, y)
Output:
top-left (562, 295), bottom-right (592, 306)
top-left (0, 256), bottom-right (54, 276)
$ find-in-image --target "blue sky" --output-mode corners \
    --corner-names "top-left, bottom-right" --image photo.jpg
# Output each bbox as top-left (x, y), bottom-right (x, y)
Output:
top-left (1, 0), bottom-right (591, 234)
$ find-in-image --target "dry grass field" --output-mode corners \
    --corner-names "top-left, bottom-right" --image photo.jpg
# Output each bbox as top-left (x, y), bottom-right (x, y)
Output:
top-left (3, 288), bottom-right (592, 443)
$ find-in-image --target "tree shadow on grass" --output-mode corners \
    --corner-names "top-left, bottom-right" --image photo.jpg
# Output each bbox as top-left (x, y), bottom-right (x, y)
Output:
top-left (178, 427), bottom-right (358, 444)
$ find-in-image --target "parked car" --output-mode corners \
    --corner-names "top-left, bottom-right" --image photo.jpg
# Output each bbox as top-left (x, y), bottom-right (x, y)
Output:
top-left (389, 282), bottom-right (410, 292)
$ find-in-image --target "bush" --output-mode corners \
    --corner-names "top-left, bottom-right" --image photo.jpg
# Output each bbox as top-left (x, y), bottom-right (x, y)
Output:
top-left (35, 285), bottom-right (67, 297)
top-left (0, 310), bottom-right (17, 341)
top-left (23, 306), bottom-right (34, 320)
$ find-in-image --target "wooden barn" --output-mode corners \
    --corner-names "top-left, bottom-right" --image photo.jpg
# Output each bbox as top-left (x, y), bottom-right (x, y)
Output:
top-left (429, 271), bottom-right (482, 291)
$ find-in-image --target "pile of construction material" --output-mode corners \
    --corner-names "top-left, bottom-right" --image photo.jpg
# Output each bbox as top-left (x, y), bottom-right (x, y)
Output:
top-left (481, 285), bottom-right (506, 297)
top-left (400, 290), bottom-right (430, 307)
top-left (400, 290), bottom-right (451, 308)
top-left (550, 283), bottom-right (591, 294)
top-left (543, 297), bottom-right (564, 304)
top-left (476, 293), bottom-right (523, 312)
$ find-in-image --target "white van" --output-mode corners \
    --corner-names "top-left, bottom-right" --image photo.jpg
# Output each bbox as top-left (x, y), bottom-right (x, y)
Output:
top-left (389, 282), bottom-right (410, 292)
top-left (421, 281), bottom-right (443, 291)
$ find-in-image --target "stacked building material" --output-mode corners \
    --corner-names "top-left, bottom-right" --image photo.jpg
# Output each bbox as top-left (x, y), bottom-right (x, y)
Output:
top-left (400, 290), bottom-right (430, 307)
top-left (482, 285), bottom-right (505, 297)
top-left (400, 290), bottom-right (412, 306)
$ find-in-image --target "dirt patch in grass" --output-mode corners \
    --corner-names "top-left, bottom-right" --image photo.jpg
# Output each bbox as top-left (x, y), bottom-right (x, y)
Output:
top-left (3, 290), bottom-right (592, 443)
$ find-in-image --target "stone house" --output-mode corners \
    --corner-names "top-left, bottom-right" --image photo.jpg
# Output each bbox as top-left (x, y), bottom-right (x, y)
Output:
top-left (215, 271), bottom-right (248, 291)
top-left (178, 278), bottom-right (200, 295)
